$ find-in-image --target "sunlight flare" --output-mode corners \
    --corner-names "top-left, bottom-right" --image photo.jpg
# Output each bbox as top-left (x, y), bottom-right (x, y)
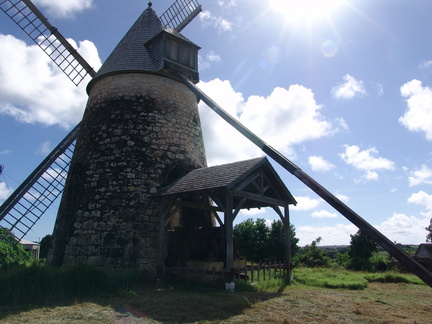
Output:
top-left (269, 0), bottom-right (344, 22)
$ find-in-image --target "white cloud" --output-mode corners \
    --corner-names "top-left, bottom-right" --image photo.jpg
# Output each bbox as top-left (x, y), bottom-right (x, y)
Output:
top-left (38, 141), bottom-right (52, 155)
top-left (339, 144), bottom-right (396, 181)
top-left (199, 51), bottom-right (222, 70)
top-left (33, 0), bottom-right (93, 18)
top-left (420, 61), bottom-right (432, 69)
top-left (336, 194), bottom-right (349, 202)
top-left (0, 34), bottom-right (102, 129)
top-left (218, 0), bottom-right (238, 8)
top-left (332, 74), bottom-right (366, 99)
top-left (199, 10), bottom-right (233, 32)
top-left (400, 79), bottom-right (432, 140)
top-left (308, 155), bottom-right (335, 172)
top-left (297, 212), bottom-right (430, 246)
top-left (297, 223), bottom-right (357, 246)
top-left (311, 210), bottom-right (338, 219)
top-left (291, 196), bottom-right (322, 211)
top-left (408, 164), bottom-right (432, 186)
top-left (239, 208), bottom-right (266, 216)
top-left (0, 181), bottom-right (12, 201)
top-left (408, 191), bottom-right (432, 210)
top-left (198, 79), bottom-right (336, 165)
top-left (376, 212), bottom-right (431, 244)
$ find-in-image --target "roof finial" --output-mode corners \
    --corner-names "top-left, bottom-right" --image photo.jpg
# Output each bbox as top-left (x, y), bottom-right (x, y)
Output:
top-left (148, 1), bottom-right (152, 7)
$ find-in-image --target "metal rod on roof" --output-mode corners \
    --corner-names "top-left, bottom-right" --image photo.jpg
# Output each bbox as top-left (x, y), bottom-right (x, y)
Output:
top-left (177, 72), bottom-right (432, 288)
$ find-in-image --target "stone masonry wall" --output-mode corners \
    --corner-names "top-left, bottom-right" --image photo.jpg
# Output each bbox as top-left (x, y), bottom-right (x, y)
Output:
top-left (48, 73), bottom-right (207, 275)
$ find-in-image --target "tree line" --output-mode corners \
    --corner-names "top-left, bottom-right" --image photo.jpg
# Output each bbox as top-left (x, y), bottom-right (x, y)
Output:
top-left (233, 218), bottom-right (403, 272)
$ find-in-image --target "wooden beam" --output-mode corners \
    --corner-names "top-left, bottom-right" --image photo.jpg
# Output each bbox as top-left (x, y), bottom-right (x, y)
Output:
top-left (209, 193), bottom-right (227, 212)
top-left (212, 210), bottom-right (224, 226)
top-left (229, 170), bottom-right (260, 191)
top-left (232, 197), bottom-right (247, 221)
top-left (170, 200), bottom-right (223, 212)
top-left (271, 205), bottom-right (284, 220)
top-left (232, 189), bottom-right (287, 207)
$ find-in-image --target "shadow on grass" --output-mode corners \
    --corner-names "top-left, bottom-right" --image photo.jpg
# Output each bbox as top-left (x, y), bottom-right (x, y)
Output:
top-left (0, 264), bottom-right (289, 323)
top-left (98, 281), bottom-right (285, 323)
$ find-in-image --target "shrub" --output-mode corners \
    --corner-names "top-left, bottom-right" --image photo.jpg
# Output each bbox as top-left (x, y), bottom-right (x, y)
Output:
top-left (0, 228), bottom-right (32, 267)
top-left (293, 237), bottom-right (331, 268)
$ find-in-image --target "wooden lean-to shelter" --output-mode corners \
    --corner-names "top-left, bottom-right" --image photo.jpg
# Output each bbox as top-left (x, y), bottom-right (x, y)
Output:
top-left (157, 157), bottom-right (297, 274)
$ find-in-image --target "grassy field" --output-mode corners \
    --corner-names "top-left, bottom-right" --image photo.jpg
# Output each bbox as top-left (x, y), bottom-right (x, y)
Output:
top-left (0, 267), bottom-right (430, 323)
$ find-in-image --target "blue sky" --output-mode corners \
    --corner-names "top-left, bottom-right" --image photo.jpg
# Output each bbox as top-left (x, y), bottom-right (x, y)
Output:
top-left (1, 0), bottom-right (432, 245)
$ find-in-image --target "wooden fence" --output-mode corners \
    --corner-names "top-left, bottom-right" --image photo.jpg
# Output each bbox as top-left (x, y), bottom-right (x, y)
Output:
top-left (168, 262), bottom-right (291, 285)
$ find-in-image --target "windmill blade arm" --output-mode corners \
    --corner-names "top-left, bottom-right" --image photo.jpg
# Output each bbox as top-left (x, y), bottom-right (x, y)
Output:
top-left (23, 0), bottom-right (96, 77)
top-left (159, 0), bottom-right (202, 32)
top-left (1, 0), bottom-right (96, 85)
top-left (177, 72), bottom-right (432, 288)
top-left (0, 123), bottom-right (80, 240)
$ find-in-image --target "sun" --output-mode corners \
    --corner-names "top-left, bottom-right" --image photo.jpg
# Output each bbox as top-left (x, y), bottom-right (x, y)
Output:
top-left (269, 0), bottom-right (344, 22)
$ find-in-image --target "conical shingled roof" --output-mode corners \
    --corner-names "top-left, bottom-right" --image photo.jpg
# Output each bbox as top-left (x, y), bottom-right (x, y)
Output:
top-left (88, 5), bottom-right (163, 89)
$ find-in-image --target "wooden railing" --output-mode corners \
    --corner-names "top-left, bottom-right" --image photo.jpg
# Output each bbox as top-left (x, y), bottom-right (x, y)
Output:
top-left (168, 262), bottom-right (291, 285)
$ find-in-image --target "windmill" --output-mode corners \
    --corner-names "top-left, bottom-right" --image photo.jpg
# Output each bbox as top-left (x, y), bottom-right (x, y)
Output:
top-left (1, 0), bottom-right (432, 286)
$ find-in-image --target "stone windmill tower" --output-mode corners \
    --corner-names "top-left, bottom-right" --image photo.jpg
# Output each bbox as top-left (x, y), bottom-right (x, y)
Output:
top-left (2, 0), bottom-right (432, 286)
top-left (46, 2), bottom-right (212, 272)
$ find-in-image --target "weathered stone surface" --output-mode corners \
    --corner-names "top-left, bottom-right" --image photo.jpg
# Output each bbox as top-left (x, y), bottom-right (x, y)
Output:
top-left (48, 73), bottom-right (207, 275)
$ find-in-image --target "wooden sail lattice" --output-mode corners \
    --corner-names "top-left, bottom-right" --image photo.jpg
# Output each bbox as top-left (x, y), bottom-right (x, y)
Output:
top-left (159, 0), bottom-right (201, 32)
top-left (0, 125), bottom-right (79, 241)
top-left (0, 0), bottom-right (95, 85)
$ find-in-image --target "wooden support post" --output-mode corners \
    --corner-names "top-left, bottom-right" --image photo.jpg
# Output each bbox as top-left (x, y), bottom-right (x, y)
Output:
top-left (225, 192), bottom-right (234, 273)
top-left (257, 265), bottom-right (261, 282)
top-left (158, 201), bottom-right (166, 275)
top-left (283, 205), bottom-right (292, 279)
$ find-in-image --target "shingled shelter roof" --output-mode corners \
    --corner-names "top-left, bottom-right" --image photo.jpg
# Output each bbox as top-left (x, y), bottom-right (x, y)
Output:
top-left (158, 157), bottom-right (297, 209)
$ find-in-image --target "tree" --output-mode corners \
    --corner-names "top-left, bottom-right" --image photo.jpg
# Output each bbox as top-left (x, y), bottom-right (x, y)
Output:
top-left (294, 237), bottom-right (331, 267)
top-left (0, 228), bottom-right (31, 266)
top-left (348, 230), bottom-right (378, 271)
top-left (233, 218), bottom-right (298, 264)
top-left (234, 218), bottom-right (269, 263)
top-left (426, 218), bottom-right (432, 242)
top-left (268, 220), bottom-right (299, 262)
top-left (39, 234), bottom-right (53, 259)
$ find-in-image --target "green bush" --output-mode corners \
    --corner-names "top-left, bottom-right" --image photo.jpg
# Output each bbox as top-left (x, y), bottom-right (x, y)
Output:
top-left (293, 237), bottom-right (331, 268)
top-left (0, 228), bottom-right (32, 267)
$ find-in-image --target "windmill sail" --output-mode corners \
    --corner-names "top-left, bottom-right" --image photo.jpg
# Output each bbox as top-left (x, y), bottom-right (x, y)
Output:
top-left (0, 124), bottom-right (79, 240)
top-left (176, 72), bottom-right (432, 288)
top-left (159, 0), bottom-right (202, 32)
top-left (0, 0), bottom-right (96, 85)
top-left (0, 0), bottom-right (204, 243)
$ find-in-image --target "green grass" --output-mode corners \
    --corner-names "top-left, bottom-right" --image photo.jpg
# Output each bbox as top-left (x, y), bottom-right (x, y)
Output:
top-left (292, 267), bottom-right (368, 290)
top-left (364, 272), bottom-right (424, 285)
top-left (0, 262), bottom-right (427, 308)
top-left (0, 262), bottom-right (150, 306)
